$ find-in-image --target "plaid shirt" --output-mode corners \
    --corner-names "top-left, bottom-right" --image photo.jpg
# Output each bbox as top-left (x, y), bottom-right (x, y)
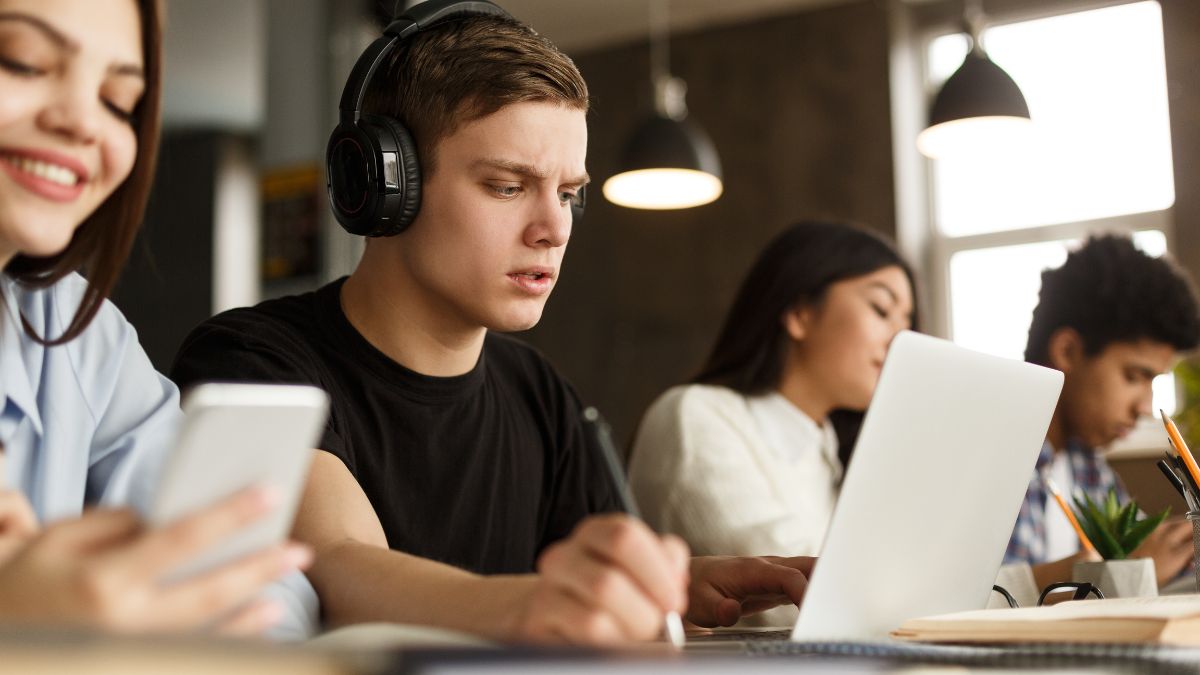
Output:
top-left (1004, 439), bottom-right (1127, 565)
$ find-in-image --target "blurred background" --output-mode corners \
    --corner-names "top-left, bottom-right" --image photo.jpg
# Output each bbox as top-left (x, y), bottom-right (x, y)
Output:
top-left (114, 0), bottom-right (1200, 455)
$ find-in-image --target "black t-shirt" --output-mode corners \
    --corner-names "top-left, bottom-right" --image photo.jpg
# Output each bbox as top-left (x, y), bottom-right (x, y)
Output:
top-left (169, 277), bottom-right (622, 574)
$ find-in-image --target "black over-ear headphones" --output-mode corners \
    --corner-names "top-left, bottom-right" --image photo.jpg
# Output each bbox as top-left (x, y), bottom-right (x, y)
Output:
top-left (326, 0), bottom-right (509, 237)
top-left (327, 0), bottom-right (586, 237)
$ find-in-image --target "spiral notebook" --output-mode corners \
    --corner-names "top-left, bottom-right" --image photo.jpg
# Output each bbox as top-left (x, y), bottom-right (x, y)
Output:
top-left (746, 640), bottom-right (1200, 673)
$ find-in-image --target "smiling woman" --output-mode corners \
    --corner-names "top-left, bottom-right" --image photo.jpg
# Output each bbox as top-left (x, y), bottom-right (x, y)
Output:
top-left (0, 0), bottom-right (311, 636)
top-left (0, 0), bottom-right (158, 344)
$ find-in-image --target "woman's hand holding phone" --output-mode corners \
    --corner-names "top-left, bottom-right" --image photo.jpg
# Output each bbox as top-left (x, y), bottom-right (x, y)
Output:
top-left (0, 487), bottom-right (311, 635)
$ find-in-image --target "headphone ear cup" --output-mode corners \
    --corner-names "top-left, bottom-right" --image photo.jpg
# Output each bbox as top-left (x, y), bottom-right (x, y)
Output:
top-left (326, 115), bottom-right (423, 238)
top-left (326, 122), bottom-right (380, 236)
top-left (360, 114), bottom-right (422, 237)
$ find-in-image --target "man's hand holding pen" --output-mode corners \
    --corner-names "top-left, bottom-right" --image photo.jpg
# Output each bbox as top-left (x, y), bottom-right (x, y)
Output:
top-left (518, 514), bottom-right (690, 645)
top-left (516, 514), bottom-right (818, 645)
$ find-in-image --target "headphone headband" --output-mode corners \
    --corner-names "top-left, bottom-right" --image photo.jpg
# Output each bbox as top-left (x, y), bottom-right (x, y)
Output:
top-left (327, 0), bottom-right (584, 238)
top-left (384, 0), bottom-right (512, 38)
top-left (338, 0), bottom-right (512, 123)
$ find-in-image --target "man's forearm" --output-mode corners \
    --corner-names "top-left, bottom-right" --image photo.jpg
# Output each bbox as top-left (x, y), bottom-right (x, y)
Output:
top-left (308, 539), bottom-right (539, 640)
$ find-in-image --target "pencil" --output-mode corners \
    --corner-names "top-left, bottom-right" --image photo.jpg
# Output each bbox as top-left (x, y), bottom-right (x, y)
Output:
top-left (1044, 477), bottom-right (1098, 556)
top-left (1161, 409), bottom-right (1200, 493)
top-left (582, 407), bottom-right (686, 649)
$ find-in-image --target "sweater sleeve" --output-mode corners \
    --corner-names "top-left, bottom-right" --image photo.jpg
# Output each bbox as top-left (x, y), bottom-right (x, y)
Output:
top-left (628, 385), bottom-right (830, 558)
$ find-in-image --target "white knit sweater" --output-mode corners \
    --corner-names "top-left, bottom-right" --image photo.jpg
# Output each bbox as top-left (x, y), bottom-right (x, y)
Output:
top-left (628, 384), bottom-right (842, 625)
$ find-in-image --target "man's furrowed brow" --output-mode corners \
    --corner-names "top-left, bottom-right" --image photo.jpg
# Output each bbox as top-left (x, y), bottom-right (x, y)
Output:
top-left (473, 158), bottom-right (590, 185)
top-left (474, 159), bottom-right (547, 179)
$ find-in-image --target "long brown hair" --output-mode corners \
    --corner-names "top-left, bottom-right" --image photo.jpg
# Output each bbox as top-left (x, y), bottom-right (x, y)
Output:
top-left (4, 0), bottom-right (163, 345)
top-left (693, 220), bottom-right (919, 468)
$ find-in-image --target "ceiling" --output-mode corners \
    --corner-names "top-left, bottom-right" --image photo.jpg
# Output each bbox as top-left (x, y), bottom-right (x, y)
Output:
top-left (480, 0), bottom-right (861, 53)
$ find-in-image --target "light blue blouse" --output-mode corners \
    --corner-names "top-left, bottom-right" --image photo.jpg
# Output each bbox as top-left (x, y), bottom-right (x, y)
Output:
top-left (0, 273), bottom-right (318, 640)
top-left (0, 273), bottom-right (177, 516)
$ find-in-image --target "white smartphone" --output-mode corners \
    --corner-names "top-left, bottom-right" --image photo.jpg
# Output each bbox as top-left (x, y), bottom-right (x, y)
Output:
top-left (149, 382), bottom-right (330, 581)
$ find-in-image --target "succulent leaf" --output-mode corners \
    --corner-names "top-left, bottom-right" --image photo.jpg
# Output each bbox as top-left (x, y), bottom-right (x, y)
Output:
top-left (1069, 488), bottom-right (1168, 561)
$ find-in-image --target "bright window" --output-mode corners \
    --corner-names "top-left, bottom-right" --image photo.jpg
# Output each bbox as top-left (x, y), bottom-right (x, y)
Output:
top-left (928, 1), bottom-right (1173, 236)
top-left (925, 1), bottom-right (1178, 414)
top-left (949, 230), bottom-right (1175, 413)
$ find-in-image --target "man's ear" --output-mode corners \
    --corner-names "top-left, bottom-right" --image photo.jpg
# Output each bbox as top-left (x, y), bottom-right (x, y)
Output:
top-left (1046, 327), bottom-right (1085, 373)
top-left (783, 306), bottom-right (811, 341)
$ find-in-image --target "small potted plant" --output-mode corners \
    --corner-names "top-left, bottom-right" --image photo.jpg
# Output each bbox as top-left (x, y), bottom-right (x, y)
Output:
top-left (1071, 489), bottom-right (1169, 598)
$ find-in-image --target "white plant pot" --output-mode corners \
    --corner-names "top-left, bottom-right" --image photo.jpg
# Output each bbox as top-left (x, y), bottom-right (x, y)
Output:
top-left (1072, 558), bottom-right (1158, 599)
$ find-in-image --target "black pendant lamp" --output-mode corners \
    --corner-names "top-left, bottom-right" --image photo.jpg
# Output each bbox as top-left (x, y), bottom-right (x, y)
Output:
top-left (916, 0), bottom-right (1032, 159)
top-left (602, 0), bottom-right (722, 210)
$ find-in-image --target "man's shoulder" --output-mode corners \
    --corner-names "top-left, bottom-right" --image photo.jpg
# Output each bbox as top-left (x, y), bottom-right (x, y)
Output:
top-left (171, 282), bottom-right (337, 386)
top-left (186, 283), bottom-right (333, 352)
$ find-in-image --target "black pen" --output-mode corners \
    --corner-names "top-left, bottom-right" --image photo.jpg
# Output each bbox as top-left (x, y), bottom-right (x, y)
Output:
top-left (581, 406), bottom-right (686, 649)
top-left (1168, 454), bottom-right (1200, 511)
top-left (1157, 458), bottom-right (1187, 500)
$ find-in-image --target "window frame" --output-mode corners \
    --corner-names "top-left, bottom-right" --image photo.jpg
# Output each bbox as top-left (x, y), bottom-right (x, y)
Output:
top-left (890, 0), bottom-right (1176, 340)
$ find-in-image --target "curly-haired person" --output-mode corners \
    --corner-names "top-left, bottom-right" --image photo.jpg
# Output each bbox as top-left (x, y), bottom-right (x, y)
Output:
top-left (1006, 234), bottom-right (1200, 589)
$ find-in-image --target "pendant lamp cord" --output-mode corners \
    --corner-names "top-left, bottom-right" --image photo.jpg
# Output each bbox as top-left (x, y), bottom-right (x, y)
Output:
top-left (650, 0), bottom-right (669, 84)
top-left (649, 0), bottom-right (688, 120)
top-left (963, 0), bottom-right (987, 54)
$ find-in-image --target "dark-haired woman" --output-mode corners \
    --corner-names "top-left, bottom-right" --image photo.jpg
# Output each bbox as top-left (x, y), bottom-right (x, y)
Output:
top-left (629, 221), bottom-right (915, 621)
top-left (0, 0), bottom-right (308, 634)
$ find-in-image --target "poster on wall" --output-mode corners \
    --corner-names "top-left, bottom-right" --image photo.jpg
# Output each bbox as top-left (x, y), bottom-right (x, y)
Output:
top-left (261, 164), bottom-right (321, 290)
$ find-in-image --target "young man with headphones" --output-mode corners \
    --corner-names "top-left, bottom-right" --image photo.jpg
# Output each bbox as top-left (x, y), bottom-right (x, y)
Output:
top-left (172, 0), bottom-right (814, 643)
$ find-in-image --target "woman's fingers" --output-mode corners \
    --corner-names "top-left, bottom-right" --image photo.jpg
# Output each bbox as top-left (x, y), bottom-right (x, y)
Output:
top-left (211, 598), bottom-right (286, 637)
top-left (113, 487), bottom-right (278, 581)
top-left (149, 543), bottom-right (310, 632)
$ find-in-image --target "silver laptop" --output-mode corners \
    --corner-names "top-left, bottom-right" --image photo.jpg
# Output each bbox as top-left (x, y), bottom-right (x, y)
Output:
top-left (782, 330), bottom-right (1062, 642)
top-left (688, 330), bottom-right (1061, 648)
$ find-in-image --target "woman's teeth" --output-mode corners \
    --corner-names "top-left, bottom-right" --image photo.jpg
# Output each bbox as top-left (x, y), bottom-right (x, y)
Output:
top-left (3, 155), bottom-right (80, 187)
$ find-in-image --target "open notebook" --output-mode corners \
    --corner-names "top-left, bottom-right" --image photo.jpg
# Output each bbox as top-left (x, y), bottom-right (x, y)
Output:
top-left (893, 595), bottom-right (1200, 646)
